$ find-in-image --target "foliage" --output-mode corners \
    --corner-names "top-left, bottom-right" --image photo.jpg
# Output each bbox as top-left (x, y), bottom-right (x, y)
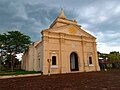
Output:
top-left (0, 31), bottom-right (31, 71)
top-left (108, 51), bottom-right (120, 61)
top-left (3, 31), bottom-right (31, 53)
top-left (98, 51), bottom-right (120, 69)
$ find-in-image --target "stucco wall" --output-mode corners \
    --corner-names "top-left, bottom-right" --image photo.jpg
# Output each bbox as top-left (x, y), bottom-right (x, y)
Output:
top-left (35, 42), bottom-right (43, 71)
top-left (41, 29), bottom-right (100, 74)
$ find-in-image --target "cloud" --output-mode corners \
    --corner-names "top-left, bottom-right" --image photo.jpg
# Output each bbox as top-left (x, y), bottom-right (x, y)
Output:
top-left (0, 0), bottom-right (120, 53)
top-left (16, 53), bottom-right (23, 61)
top-left (0, 0), bottom-right (78, 41)
top-left (0, 0), bottom-right (54, 41)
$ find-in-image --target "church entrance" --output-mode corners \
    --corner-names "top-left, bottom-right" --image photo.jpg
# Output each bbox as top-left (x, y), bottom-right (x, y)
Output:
top-left (70, 52), bottom-right (79, 71)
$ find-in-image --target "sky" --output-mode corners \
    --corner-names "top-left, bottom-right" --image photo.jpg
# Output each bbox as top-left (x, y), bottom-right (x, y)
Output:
top-left (0, 0), bottom-right (120, 54)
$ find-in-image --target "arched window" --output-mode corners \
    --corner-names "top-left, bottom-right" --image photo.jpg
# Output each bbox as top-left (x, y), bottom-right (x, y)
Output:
top-left (52, 56), bottom-right (56, 65)
top-left (89, 57), bottom-right (92, 64)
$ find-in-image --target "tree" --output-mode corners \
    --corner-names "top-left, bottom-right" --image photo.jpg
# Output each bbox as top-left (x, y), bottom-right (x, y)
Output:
top-left (108, 51), bottom-right (120, 61)
top-left (0, 31), bottom-right (31, 71)
top-left (0, 34), bottom-right (6, 71)
top-left (108, 51), bottom-right (120, 68)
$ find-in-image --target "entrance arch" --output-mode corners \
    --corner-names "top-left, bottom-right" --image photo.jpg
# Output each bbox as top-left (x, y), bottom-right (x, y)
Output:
top-left (70, 52), bottom-right (79, 71)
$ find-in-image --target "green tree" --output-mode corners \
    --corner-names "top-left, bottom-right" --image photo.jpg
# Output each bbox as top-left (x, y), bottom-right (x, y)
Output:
top-left (0, 34), bottom-right (6, 71)
top-left (0, 31), bottom-right (31, 71)
top-left (108, 51), bottom-right (120, 61)
top-left (108, 51), bottom-right (120, 68)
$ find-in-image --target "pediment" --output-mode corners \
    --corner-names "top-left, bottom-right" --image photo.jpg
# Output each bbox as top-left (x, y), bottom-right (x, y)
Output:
top-left (49, 24), bottom-right (95, 38)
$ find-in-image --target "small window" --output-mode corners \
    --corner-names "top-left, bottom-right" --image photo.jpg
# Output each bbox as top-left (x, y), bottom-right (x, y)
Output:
top-left (52, 56), bottom-right (56, 65)
top-left (89, 57), bottom-right (92, 64)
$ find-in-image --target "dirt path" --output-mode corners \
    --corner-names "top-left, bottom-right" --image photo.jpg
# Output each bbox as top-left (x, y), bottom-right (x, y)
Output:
top-left (0, 70), bottom-right (120, 90)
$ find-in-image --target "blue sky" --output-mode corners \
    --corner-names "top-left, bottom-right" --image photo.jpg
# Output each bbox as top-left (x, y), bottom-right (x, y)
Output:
top-left (0, 0), bottom-right (120, 53)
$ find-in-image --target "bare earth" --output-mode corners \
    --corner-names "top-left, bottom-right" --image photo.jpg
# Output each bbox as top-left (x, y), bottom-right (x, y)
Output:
top-left (0, 70), bottom-right (120, 90)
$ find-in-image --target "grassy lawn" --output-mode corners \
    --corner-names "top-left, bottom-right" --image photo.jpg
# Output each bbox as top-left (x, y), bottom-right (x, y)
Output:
top-left (0, 70), bottom-right (42, 76)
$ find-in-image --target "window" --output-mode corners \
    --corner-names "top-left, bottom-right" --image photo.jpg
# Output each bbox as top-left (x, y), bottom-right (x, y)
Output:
top-left (89, 57), bottom-right (92, 64)
top-left (52, 56), bottom-right (56, 65)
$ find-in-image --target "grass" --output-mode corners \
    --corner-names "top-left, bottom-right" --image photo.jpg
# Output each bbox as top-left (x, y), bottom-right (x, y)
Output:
top-left (0, 69), bottom-right (42, 76)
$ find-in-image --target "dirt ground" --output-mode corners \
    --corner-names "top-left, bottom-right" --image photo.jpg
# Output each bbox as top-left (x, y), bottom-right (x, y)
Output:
top-left (0, 70), bottom-right (120, 90)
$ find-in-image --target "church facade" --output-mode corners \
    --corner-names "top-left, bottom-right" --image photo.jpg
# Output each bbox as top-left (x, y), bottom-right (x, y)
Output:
top-left (21, 10), bottom-right (100, 74)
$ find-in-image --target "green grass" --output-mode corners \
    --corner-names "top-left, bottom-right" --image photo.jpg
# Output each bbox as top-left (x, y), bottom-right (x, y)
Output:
top-left (0, 70), bottom-right (42, 76)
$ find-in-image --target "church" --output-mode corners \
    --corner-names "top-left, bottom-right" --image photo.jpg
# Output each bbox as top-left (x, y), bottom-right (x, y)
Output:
top-left (21, 9), bottom-right (100, 74)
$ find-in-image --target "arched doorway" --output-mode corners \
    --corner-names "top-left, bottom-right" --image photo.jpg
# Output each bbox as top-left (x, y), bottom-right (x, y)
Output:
top-left (70, 52), bottom-right (79, 71)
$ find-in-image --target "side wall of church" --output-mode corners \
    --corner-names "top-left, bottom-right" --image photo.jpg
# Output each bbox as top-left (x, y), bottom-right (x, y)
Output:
top-left (27, 45), bottom-right (34, 71)
top-left (35, 42), bottom-right (44, 71)
top-left (21, 45), bottom-right (34, 71)
top-left (21, 51), bottom-right (28, 70)
top-left (22, 44), bottom-right (40, 71)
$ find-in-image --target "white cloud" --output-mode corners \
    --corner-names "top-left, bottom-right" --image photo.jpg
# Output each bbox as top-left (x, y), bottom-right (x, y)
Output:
top-left (82, 7), bottom-right (97, 18)
top-left (96, 32), bottom-right (104, 41)
top-left (99, 16), bottom-right (107, 22)
top-left (80, 23), bottom-right (90, 28)
top-left (16, 53), bottom-right (23, 61)
top-left (97, 42), bottom-right (120, 53)
top-left (114, 6), bottom-right (120, 14)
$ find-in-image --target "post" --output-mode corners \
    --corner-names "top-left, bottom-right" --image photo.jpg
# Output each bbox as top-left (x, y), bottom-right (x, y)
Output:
top-left (0, 50), bottom-right (2, 71)
top-left (47, 59), bottom-right (51, 76)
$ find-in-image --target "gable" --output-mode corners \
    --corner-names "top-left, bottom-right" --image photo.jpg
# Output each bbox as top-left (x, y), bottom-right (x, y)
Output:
top-left (49, 24), bottom-right (95, 38)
